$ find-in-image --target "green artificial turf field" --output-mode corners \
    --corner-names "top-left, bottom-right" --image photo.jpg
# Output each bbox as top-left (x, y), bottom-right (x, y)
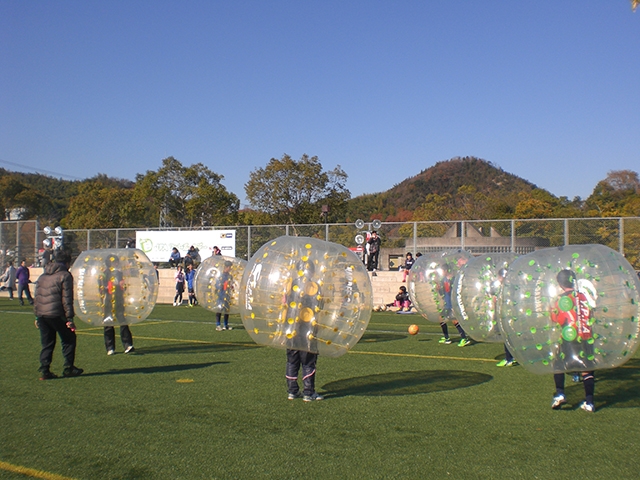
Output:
top-left (2, 298), bottom-right (640, 479)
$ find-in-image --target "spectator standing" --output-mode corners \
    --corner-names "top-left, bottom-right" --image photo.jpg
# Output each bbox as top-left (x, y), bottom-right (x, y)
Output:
top-left (34, 250), bottom-right (83, 380)
top-left (16, 259), bottom-right (34, 305)
top-left (185, 264), bottom-right (198, 307)
top-left (366, 231), bottom-right (381, 276)
top-left (1, 261), bottom-right (17, 299)
top-left (41, 245), bottom-right (53, 267)
top-left (174, 265), bottom-right (185, 306)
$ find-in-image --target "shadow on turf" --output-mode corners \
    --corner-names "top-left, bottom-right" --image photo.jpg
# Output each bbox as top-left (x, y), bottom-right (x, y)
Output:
top-left (135, 342), bottom-right (258, 355)
top-left (576, 358), bottom-right (640, 410)
top-left (358, 332), bottom-right (405, 343)
top-left (322, 369), bottom-right (492, 398)
top-left (81, 361), bottom-right (228, 377)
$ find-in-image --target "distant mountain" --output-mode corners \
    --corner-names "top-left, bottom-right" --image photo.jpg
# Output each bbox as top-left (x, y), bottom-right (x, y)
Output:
top-left (345, 156), bottom-right (545, 222)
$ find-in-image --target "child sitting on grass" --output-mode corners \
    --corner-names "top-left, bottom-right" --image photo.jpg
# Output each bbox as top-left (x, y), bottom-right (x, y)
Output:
top-left (386, 286), bottom-right (412, 312)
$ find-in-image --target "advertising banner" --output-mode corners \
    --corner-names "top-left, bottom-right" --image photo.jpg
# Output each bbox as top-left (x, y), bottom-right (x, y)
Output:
top-left (135, 230), bottom-right (236, 263)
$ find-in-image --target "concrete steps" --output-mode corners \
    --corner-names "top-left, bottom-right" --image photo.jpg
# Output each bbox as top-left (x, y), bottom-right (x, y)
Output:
top-left (367, 271), bottom-right (406, 307)
top-left (4, 267), bottom-right (403, 307)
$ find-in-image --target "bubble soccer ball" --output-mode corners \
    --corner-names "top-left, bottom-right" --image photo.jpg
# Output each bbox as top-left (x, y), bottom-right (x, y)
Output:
top-left (194, 255), bottom-right (247, 314)
top-left (499, 244), bottom-right (640, 374)
top-left (408, 250), bottom-right (473, 323)
top-left (453, 253), bottom-right (518, 342)
top-left (71, 249), bottom-right (158, 326)
top-left (240, 236), bottom-right (373, 358)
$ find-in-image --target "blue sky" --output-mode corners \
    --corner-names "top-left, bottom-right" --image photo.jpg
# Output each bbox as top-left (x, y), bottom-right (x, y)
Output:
top-left (1, 1), bottom-right (639, 207)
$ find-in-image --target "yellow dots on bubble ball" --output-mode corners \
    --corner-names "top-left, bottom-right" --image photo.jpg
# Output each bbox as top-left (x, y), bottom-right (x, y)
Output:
top-left (240, 236), bottom-right (373, 358)
top-left (70, 248), bottom-right (158, 327)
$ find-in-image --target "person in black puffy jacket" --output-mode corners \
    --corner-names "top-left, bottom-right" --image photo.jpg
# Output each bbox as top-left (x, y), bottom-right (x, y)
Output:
top-left (34, 250), bottom-right (83, 380)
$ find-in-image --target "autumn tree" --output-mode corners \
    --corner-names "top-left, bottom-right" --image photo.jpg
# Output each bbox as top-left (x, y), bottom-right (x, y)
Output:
top-left (245, 154), bottom-right (350, 224)
top-left (584, 170), bottom-right (640, 217)
top-left (62, 178), bottom-right (147, 229)
top-left (134, 157), bottom-right (239, 228)
top-left (0, 175), bottom-right (51, 220)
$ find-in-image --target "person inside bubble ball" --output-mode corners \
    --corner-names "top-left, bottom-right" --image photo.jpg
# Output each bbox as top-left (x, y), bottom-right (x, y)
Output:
top-left (285, 259), bottom-right (323, 402)
top-left (101, 255), bottom-right (135, 355)
top-left (215, 261), bottom-right (233, 331)
top-left (494, 268), bottom-right (517, 367)
top-left (550, 269), bottom-right (596, 413)
top-left (386, 285), bottom-right (412, 312)
top-left (438, 265), bottom-right (471, 347)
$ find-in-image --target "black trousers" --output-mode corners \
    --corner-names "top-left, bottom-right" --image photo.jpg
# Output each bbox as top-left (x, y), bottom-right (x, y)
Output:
top-left (367, 251), bottom-right (379, 271)
top-left (38, 316), bottom-right (76, 372)
top-left (286, 349), bottom-right (318, 396)
top-left (18, 283), bottom-right (33, 305)
top-left (104, 325), bottom-right (133, 351)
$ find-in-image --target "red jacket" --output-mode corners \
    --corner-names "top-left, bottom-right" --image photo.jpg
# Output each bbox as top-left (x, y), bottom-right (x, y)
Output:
top-left (551, 290), bottom-right (592, 340)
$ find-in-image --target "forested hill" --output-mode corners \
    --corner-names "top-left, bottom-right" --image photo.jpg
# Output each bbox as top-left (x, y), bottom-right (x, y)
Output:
top-left (344, 156), bottom-right (544, 222)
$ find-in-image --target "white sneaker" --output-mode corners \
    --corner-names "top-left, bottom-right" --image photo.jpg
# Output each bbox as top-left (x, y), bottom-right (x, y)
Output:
top-left (224, 326), bottom-right (233, 330)
top-left (124, 346), bottom-right (135, 354)
top-left (107, 349), bottom-right (115, 356)
top-left (303, 393), bottom-right (324, 402)
top-left (216, 325), bottom-right (223, 331)
top-left (173, 302), bottom-right (177, 306)
top-left (551, 394), bottom-right (566, 409)
top-left (580, 401), bottom-right (595, 413)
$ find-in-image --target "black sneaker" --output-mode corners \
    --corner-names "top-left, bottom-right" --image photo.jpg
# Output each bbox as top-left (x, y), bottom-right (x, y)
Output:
top-left (63, 367), bottom-right (84, 377)
top-left (39, 371), bottom-right (58, 381)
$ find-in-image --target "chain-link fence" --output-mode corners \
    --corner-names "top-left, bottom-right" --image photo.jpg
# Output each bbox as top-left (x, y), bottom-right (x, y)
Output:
top-left (2, 217), bottom-right (639, 270)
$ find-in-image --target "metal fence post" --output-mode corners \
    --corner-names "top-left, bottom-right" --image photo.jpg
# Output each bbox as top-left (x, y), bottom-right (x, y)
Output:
top-left (247, 226), bottom-right (252, 260)
top-left (564, 219), bottom-right (569, 246)
top-left (16, 220), bottom-right (20, 260)
top-left (511, 220), bottom-right (515, 253)
top-left (35, 219), bottom-right (39, 261)
top-left (461, 221), bottom-right (465, 250)
top-left (413, 222), bottom-right (417, 255)
top-left (619, 217), bottom-right (624, 255)
top-left (326, 223), bottom-right (329, 242)
top-left (87, 230), bottom-right (91, 251)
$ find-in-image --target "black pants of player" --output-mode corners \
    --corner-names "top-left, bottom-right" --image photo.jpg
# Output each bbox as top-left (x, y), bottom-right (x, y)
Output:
top-left (18, 284), bottom-right (33, 305)
top-left (554, 371), bottom-right (595, 404)
top-left (104, 325), bottom-right (133, 351)
top-left (216, 312), bottom-right (229, 327)
top-left (38, 316), bottom-right (77, 373)
top-left (286, 349), bottom-right (318, 396)
top-left (367, 252), bottom-right (379, 271)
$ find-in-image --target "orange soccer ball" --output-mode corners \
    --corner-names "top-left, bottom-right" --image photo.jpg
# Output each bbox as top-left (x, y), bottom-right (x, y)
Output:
top-left (408, 324), bottom-right (419, 335)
